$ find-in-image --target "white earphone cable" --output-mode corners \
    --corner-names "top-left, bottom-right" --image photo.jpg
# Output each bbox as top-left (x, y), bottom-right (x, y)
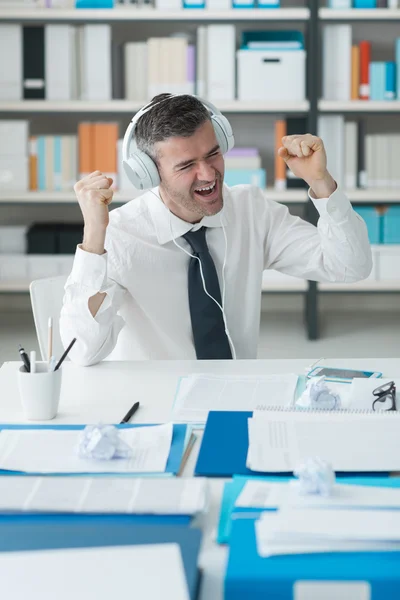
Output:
top-left (148, 188), bottom-right (236, 359)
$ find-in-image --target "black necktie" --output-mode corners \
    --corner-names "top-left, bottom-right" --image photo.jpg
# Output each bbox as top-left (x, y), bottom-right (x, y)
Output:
top-left (182, 227), bottom-right (232, 360)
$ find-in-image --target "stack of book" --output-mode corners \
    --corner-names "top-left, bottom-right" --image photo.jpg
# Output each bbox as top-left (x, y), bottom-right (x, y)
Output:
top-left (323, 26), bottom-right (400, 101)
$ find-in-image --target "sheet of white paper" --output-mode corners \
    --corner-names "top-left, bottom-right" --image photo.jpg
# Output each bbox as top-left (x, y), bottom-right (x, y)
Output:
top-left (173, 373), bottom-right (298, 423)
top-left (255, 516), bottom-right (400, 557)
top-left (0, 424), bottom-right (173, 474)
top-left (0, 476), bottom-right (208, 514)
top-left (0, 544), bottom-right (190, 600)
top-left (264, 507), bottom-right (400, 542)
top-left (235, 480), bottom-right (288, 508)
top-left (288, 482), bottom-right (400, 509)
top-left (246, 411), bottom-right (400, 472)
top-left (349, 378), bottom-right (399, 411)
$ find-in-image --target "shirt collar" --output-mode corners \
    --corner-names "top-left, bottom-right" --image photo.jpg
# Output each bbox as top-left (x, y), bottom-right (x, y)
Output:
top-left (147, 186), bottom-right (230, 246)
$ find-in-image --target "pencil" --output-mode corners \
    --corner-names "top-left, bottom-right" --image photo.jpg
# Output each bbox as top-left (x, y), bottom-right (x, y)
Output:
top-left (54, 337), bottom-right (77, 371)
top-left (48, 317), bottom-right (53, 364)
top-left (178, 433), bottom-right (197, 477)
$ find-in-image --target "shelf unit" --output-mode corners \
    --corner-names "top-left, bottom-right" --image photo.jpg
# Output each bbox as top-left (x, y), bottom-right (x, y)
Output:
top-left (1, 2), bottom-right (400, 338)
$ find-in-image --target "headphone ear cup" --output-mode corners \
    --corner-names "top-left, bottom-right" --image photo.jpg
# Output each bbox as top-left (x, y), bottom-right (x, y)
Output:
top-left (123, 149), bottom-right (160, 191)
top-left (211, 115), bottom-right (235, 154)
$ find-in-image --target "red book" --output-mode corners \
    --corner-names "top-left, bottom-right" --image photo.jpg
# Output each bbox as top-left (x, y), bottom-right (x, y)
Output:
top-left (359, 41), bottom-right (371, 100)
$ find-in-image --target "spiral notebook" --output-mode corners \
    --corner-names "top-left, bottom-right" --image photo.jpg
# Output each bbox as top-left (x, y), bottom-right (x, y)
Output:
top-left (247, 409), bottom-right (400, 473)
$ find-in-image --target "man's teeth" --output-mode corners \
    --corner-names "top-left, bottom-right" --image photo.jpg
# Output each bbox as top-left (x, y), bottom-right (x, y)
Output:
top-left (195, 181), bottom-right (216, 192)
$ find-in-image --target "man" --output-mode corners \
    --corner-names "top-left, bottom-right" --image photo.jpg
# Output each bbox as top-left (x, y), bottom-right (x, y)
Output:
top-left (60, 93), bottom-right (372, 364)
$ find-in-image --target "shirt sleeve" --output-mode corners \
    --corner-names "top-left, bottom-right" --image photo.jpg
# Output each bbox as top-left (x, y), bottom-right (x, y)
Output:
top-left (262, 186), bottom-right (372, 282)
top-left (59, 245), bottom-right (126, 366)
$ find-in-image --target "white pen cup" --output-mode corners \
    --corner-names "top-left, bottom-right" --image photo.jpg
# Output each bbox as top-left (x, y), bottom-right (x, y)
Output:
top-left (18, 362), bottom-right (62, 421)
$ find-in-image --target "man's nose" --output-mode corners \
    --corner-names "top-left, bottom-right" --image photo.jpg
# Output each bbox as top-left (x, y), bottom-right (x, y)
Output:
top-left (195, 161), bottom-right (215, 183)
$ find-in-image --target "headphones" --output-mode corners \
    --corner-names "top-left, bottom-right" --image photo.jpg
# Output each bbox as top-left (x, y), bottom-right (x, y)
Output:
top-left (122, 94), bottom-right (235, 190)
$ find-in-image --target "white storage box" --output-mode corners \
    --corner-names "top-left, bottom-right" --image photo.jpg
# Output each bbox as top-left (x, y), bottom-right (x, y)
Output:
top-left (377, 246), bottom-right (400, 281)
top-left (0, 226), bottom-right (27, 254)
top-left (28, 255), bottom-right (60, 280)
top-left (237, 49), bottom-right (306, 102)
top-left (57, 255), bottom-right (74, 276)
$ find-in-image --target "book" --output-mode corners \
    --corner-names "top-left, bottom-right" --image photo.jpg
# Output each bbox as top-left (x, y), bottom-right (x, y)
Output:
top-left (206, 25), bottom-right (235, 101)
top-left (351, 45), bottom-right (360, 100)
top-left (0, 25), bottom-right (22, 101)
top-left (274, 120), bottom-right (287, 191)
top-left (23, 26), bottom-right (45, 100)
top-left (359, 40), bottom-right (371, 100)
top-left (322, 25), bottom-right (351, 101)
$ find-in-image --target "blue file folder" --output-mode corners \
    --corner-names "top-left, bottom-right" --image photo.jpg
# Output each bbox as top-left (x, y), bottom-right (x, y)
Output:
top-left (225, 518), bottom-right (400, 600)
top-left (217, 475), bottom-right (400, 545)
top-left (0, 423), bottom-right (187, 476)
top-left (0, 521), bottom-right (201, 600)
top-left (194, 411), bottom-right (389, 478)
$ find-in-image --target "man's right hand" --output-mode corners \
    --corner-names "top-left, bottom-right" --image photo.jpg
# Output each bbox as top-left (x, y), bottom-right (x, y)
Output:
top-left (74, 171), bottom-right (114, 255)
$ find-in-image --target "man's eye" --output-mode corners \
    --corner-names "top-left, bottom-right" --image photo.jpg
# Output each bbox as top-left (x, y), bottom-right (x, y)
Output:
top-left (181, 164), bottom-right (193, 171)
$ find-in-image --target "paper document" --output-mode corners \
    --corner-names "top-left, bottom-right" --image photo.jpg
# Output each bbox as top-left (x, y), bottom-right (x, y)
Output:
top-left (0, 476), bottom-right (208, 515)
top-left (246, 410), bottom-right (400, 472)
top-left (349, 378), bottom-right (400, 411)
top-left (0, 544), bottom-right (190, 600)
top-left (0, 424), bottom-right (173, 474)
top-left (173, 373), bottom-right (298, 423)
top-left (255, 512), bottom-right (400, 558)
top-left (266, 507), bottom-right (400, 542)
top-left (235, 480), bottom-right (400, 510)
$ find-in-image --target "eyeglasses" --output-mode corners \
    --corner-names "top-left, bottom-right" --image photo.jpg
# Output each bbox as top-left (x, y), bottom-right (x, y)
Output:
top-left (372, 380), bottom-right (397, 412)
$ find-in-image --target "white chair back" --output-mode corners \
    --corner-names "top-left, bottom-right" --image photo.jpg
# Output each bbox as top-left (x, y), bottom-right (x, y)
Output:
top-left (29, 276), bottom-right (67, 362)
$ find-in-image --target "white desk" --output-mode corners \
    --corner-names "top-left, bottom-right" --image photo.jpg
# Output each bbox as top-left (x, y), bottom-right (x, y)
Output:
top-left (1, 357), bottom-right (399, 600)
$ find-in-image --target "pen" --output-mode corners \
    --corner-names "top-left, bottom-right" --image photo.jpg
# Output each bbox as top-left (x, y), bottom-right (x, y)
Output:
top-left (54, 337), bottom-right (77, 371)
top-left (18, 345), bottom-right (30, 373)
top-left (120, 401), bottom-right (140, 424)
top-left (48, 317), bottom-right (53, 364)
top-left (30, 351), bottom-right (36, 374)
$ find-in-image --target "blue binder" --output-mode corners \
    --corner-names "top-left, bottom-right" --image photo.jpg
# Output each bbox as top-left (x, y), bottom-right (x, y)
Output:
top-left (225, 519), bottom-right (400, 600)
top-left (218, 475), bottom-right (400, 545)
top-left (0, 423), bottom-right (187, 476)
top-left (194, 411), bottom-right (389, 477)
top-left (0, 521), bottom-right (201, 600)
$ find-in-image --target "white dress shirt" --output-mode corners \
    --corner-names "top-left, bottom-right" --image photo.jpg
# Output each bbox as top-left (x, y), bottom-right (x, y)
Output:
top-left (60, 184), bottom-right (372, 365)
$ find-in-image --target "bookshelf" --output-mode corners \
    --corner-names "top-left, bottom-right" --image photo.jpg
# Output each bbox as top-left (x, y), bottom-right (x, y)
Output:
top-left (0, 100), bottom-right (310, 114)
top-left (0, 7), bottom-right (310, 21)
top-left (2, 0), bottom-right (400, 340)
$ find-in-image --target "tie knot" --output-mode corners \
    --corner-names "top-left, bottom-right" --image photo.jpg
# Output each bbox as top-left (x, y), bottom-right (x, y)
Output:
top-left (183, 226), bottom-right (208, 255)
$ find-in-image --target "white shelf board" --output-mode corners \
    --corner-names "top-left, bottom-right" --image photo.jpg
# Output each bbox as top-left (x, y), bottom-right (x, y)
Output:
top-left (319, 100), bottom-right (400, 113)
top-left (262, 280), bottom-right (307, 292)
top-left (0, 8), bottom-right (309, 21)
top-left (0, 100), bottom-right (310, 114)
top-left (319, 280), bottom-right (400, 292)
top-left (0, 189), bottom-right (308, 205)
top-left (320, 8), bottom-right (400, 19)
top-left (346, 189), bottom-right (400, 203)
top-left (0, 281), bottom-right (31, 293)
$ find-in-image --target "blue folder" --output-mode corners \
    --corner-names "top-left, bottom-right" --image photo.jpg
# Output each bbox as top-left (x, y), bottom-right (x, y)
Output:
top-left (0, 521), bottom-right (201, 600)
top-left (225, 519), bottom-right (400, 600)
top-left (218, 475), bottom-right (400, 545)
top-left (194, 411), bottom-right (389, 478)
top-left (0, 423), bottom-right (187, 476)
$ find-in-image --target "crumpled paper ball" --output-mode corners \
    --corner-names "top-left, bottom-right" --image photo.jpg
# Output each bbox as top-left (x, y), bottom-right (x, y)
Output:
top-left (77, 424), bottom-right (132, 460)
top-left (296, 376), bottom-right (341, 411)
top-left (294, 457), bottom-right (336, 496)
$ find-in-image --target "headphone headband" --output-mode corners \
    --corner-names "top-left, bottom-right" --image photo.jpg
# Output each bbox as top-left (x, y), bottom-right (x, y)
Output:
top-left (122, 94), bottom-right (235, 191)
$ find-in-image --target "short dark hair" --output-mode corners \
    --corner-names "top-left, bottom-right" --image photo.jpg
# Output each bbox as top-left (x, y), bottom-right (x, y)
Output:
top-left (135, 94), bottom-right (210, 162)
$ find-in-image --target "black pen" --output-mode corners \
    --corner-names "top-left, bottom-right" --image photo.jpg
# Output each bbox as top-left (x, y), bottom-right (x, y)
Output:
top-left (54, 338), bottom-right (77, 371)
top-left (120, 401), bottom-right (140, 424)
top-left (18, 345), bottom-right (30, 373)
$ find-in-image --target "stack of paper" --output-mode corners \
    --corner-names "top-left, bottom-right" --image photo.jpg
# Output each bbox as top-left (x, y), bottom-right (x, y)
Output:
top-left (0, 476), bottom-right (208, 515)
top-left (173, 373), bottom-right (299, 424)
top-left (246, 410), bottom-right (400, 472)
top-left (256, 506), bottom-right (400, 558)
top-left (0, 424), bottom-right (173, 474)
top-left (0, 544), bottom-right (190, 600)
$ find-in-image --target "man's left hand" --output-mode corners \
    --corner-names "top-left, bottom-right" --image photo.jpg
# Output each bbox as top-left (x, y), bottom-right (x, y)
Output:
top-left (278, 134), bottom-right (337, 198)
